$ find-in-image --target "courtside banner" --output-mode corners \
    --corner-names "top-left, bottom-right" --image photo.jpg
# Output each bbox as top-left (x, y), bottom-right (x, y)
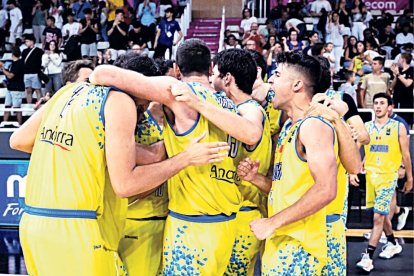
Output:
top-left (0, 160), bottom-right (28, 226)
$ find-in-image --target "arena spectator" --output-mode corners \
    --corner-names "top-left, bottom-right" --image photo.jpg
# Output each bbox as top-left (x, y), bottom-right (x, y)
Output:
top-left (269, 0), bottom-right (287, 20)
top-left (310, 0), bottom-right (332, 38)
top-left (351, 3), bottom-right (372, 41)
top-left (283, 29), bottom-right (303, 52)
top-left (326, 11), bottom-right (345, 72)
top-left (285, 18), bottom-right (306, 40)
top-left (73, 0), bottom-right (92, 21)
top-left (337, 0), bottom-right (351, 31)
top-left (49, 0), bottom-right (64, 29)
top-left (128, 21), bottom-right (146, 48)
top-left (343, 35), bottom-right (358, 70)
top-left (360, 57), bottom-right (390, 108)
top-left (1, 47), bottom-right (24, 126)
top-left (224, 34), bottom-right (241, 50)
top-left (106, 0), bottom-right (124, 23)
top-left (245, 39), bottom-right (257, 51)
top-left (395, 10), bottom-right (413, 34)
top-left (396, 24), bottom-right (414, 47)
top-left (31, 0), bottom-right (47, 44)
top-left (0, 4), bottom-right (6, 51)
top-left (287, 0), bottom-right (303, 20)
top-left (339, 69), bottom-right (358, 105)
top-left (131, 43), bottom-right (149, 56)
top-left (137, 0), bottom-right (156, 46)
top-left (79, 8), bottom-right (98, 62)
top-left (259, 19), bottom-right (276, 39)
top-left (240, 7), bottom-right (257, 33)
top-left (159, 0), bottom-right (173, 18)
top-left (62, 10), bottom-right (81, 40)
top-left (379, 24), bottom-right (396, 59)
top-left (266, 41), bottom-right (284, 76)
top-left (391, 53), bottom-right (414, 126)
top-left (302, 31), bottom-right (319, 55)
top-left (242, 22), bottom-right (265, 53)
top-left (394, 43), bottom-right (414, 67)
top-left (107, 9), bottom-right (129, 60)
top-left (21, 34), bottom-right (44, 104)
top-left (154, 7), bottom-right (183, 59)
top-left (7, 0), bottom-right (23, 46)
top-left (262, 34), bottom-right (277, 57)
top-left (273, 10), bottom-right (289, 38)
top-left (41, 40), bottom-right (64, 94)
top-left (97, 48), bottom-right (114, 65)
top-left (42, 16), bottom-right (62, 49)
top-left (323, 42), bottom-right (336, 74)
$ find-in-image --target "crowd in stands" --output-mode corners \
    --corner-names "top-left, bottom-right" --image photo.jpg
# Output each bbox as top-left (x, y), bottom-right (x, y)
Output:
top-left (223, 1), bottom-right (413, 127)
top-left (0, 0), bottom-right (185, 127)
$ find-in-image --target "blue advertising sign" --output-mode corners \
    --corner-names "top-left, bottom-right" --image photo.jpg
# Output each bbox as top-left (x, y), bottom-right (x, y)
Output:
top-left (0, 160), bottom-right (28, 226)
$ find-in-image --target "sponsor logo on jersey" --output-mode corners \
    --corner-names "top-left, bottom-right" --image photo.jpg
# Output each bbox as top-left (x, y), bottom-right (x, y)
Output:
top-left (40, 126), bottom-right (74, 151)
top-left (210, 165), bottom-right (240, 183)
top-left (370, 144), bottom-right (389, 153)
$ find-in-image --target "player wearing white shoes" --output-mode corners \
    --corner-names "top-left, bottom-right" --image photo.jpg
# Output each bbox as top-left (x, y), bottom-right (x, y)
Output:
top-left (355, 93), bottom-right (412, 273)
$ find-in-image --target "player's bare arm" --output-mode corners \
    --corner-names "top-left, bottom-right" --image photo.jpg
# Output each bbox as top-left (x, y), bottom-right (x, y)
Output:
top-left (105, 91), bottom-right (230, 198)
top-left (250, 118), bottom-right (337, 240)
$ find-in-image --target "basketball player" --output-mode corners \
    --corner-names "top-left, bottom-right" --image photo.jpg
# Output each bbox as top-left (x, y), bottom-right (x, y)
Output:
top-left (9, 57), bottom-right (229, 275)
top-left (355, 93), bottom-right (412, 273)
top-left (89, 39), bottom-right (265, 275)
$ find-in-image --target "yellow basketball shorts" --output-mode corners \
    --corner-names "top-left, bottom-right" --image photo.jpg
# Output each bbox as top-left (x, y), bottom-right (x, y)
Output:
top-left (20, 213), bottom-right (125, 276)
top-left (119, 218), bottom-right (166, 276)
top-left (366, 173), bottom-right (397, 215)
top-left (261, 235), bottom-right (321, 276)
top-left (225, 207), bottom-right (263, 276)
top-left (321, 215), bottom-right (346, 276)
top-left (160, 211), bottom-right (237, 276)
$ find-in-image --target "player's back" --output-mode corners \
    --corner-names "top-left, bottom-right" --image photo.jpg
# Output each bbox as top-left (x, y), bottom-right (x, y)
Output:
top-left (163, 82), bottom-right (242, 216)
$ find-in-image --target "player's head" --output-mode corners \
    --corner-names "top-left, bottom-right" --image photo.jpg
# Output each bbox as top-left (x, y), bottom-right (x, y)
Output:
top-left (114, 53), bottom-right (160, 121)
top-left (372, 56), bottom-right (384, 72)
top-left (373, 93), bottom-right (392, 119)
top-left (248, 49), bottom-right (267, 87)
top-left (62, 59), bottom-right (95, 84)
top-left (175, 38), bottom-right (211, 78)
top-left (211, 49), bottom-right (257, 95)
top-left (155, 58), bottom-right (176, 77)
top-left (271, 52), bottom-right (331, 110)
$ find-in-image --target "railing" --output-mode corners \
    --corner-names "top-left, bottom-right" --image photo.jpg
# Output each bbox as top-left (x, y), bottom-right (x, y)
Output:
top-left (246, 0), bottom-right (267, 19)
top-left (180, 0), bottom-right (193, 37)
top-left (218, 6), bottom-right (226, 53)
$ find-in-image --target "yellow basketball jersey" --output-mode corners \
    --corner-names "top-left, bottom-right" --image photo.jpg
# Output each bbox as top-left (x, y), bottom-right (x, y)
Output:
top-left (269, 116), bottom-right (339, 267)
top-left (262, 88), bottom-right (283, 136)
top-left (128, 110), bottom-right (169, 219)
top-left (364, 119), bottom-right (402, 174)
top-left (237, 100), bottom-right (272, 213)
top-left (163, 82), bottom-right (242, 216)
top-left (26, 82), bottom-right (127, 251)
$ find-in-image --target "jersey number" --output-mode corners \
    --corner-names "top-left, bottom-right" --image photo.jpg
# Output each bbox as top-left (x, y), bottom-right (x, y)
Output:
top-left (227, 135), bottom-right (239, 158)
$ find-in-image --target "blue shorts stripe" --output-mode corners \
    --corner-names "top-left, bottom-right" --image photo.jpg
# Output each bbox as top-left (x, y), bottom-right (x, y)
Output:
top-left (25, 205), bottom-right (97, 219)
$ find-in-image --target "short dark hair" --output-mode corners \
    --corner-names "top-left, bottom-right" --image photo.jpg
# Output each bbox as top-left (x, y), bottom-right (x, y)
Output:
top-left (309, 31), bottom-right (319, 38)
top-left (114, 53), bottom-right (160, 77)
top-left (62, 60), bottom-right (95, 84)
top-left (11, 47), bottom-right (21, 58)
top-left (248, 49), bottom-right (267, 80)
top-left (24, 33), bottom-right (36, 42)
top-left (7, 0), bottom-right (16, 5)
top-left (155, 58), bottom-right (174, 76)
top-left (165, 7), bottom-right (174, 14)
top-left (343, 69), bottom-right (354, 81)
top-left (276, 52), bottom-right (331, 95)
top-left (83, 8), bottom-right (92, 15)
top-left (115, 8), bottom-right (124, 15)
top-left (373, 56), bottom-right (384, 66)
top-left (400, 52), bottom-right (413, 65)
top-left (47, 16), bottom-right (56, 23)
top-left (214, 49), bottom-right (257, 95)
top-left (373, 92), bottom-right (392, 105)
top-left (311, 43), bottom-right (324, 56)
top-left (176, 38), bottom-right (211, 77)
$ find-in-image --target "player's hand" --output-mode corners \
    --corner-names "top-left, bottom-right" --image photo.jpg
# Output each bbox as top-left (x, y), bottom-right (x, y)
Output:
top-left (402, 178), bottom-right (413, 194)
top-left (250, 218), bottom-right (276, 240)
top-left (171, 82), bottom-right (201, 110)
top-left (183, 131), bottom-right (230, 166)
top-left (237, 158), bottom-right (260, 182)
top-left (349, 174), bottom-right (360, 187)
top-left (349, 124), bottom-right (359, 141)
top-left (305, 102), bottom-right (340, 122)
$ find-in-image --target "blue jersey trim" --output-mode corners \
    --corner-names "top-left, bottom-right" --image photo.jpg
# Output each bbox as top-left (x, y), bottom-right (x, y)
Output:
top-left (239, 206), bottom-right (257, 212)
top-left (373, 118), bottom-right (392, 132)
top-left (296, 116), bottom-right (336, 162)
top-left (100, 86), bottom-right (118, 127)
top-left (146, 109), bottom-right (163, 134)
top-left (373, 209), bottom-right (390, 216)
top-left (25, 205), bottom-right (97, 219)
top-left (169, 210), bottom-right (236, 223)
top-left (326, 214), bottom-right (340, 223)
